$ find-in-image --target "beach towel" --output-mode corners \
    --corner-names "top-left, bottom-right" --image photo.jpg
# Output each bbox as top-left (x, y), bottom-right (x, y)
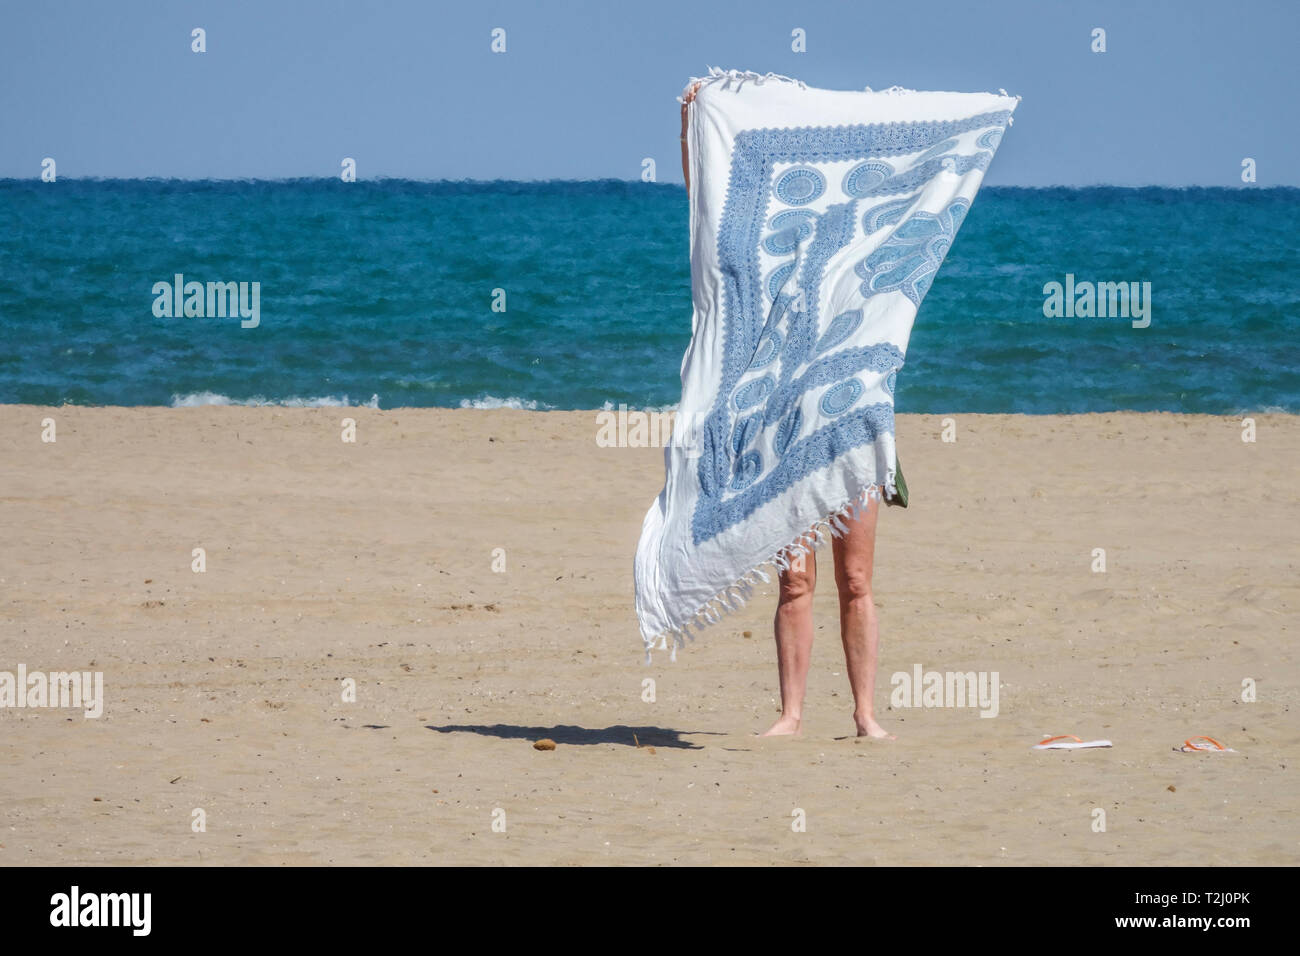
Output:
top-left (634, 67), bottom-right (1019, 661)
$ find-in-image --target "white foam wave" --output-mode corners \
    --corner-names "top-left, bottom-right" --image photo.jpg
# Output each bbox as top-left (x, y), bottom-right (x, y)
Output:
top-left (599, 400), bottom-right (680, 413)
top-left (171, 391), bottom-right (381, 408)
top-left (457, 395), bottom-right (551, 410)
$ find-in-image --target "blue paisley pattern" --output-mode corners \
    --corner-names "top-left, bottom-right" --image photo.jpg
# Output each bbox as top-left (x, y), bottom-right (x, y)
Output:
top-left (815, 309), bottom-right (863, 354)
top-left (820, 379), bottom-right (864, 416)
top-left (773, 166), bottom-right (826, 205)
top-left (690, 110), bottom-right (1012, 545)
top-left (841, 160), bottom-right (894, 197)
top-left (862, 196), bottom-right (916, 235)
top-left (763, 209), bottom-right (817, 254)
top-left (855, 199), bottom-right (969, 306)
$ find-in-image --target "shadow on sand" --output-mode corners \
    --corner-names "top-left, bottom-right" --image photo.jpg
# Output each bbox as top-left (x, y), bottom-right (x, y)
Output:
top-left (426, 723), bottom-right (717, 750)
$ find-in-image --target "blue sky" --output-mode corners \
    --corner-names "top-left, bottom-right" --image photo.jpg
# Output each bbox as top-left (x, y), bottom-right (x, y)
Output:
top-left (1, 0), bottom-right (1296, 185)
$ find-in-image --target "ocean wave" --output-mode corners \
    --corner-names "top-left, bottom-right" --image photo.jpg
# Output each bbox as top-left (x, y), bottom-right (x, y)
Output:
top-left (171, 391), bottom-right (381, 408)
top-left (457, 395), bottom-right (552, 410)
top-left (1235, 405), bottom-right (1292, 416)
top-left (599, 400), bottom-right (680, 413)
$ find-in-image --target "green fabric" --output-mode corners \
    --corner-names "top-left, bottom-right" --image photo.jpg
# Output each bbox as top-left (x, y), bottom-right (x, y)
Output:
top-left (885, 457), bottom-right (909, 508)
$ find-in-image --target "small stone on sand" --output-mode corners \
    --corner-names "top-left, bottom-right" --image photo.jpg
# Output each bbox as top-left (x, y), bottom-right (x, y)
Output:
top-left (533, 739), bottom-right (556, 751)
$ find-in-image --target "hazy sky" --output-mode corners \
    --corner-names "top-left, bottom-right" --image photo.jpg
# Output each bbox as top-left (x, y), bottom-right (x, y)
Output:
top-left (2, 0), bottom-right (1296, 185)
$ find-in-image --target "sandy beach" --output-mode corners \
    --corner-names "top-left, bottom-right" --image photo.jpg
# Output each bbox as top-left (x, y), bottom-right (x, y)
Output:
top-left (0, 406), bottom-right (1296, 866)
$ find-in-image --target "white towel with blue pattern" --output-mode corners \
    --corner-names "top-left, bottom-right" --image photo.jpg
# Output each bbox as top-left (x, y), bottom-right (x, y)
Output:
top-left (634, 68), bottom-right (1018, 660)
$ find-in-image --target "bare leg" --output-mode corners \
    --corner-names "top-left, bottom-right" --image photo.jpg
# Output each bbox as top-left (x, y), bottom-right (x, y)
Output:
top-left (761, 547), bottom-right (816, 736)
top-left (832, 493), bottom-right (895, 739)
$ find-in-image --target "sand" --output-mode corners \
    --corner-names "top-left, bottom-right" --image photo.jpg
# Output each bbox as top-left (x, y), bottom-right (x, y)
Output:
top-left (0, 406), bottom-right (1296, 865)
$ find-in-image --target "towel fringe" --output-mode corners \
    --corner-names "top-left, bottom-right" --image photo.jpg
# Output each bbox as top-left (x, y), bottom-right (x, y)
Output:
top-left (679, 66), bottom-right (809, 101)
top-left (682, 70), bottom-right (1020, 110)
top-left (643, 479), bottom-right (893, 662)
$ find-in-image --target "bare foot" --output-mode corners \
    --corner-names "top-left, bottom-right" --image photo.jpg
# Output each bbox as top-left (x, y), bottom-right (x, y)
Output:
top-left (855, 714), bottom-right (896, 740)
top-left (760, 714), bottom-right (802, 736)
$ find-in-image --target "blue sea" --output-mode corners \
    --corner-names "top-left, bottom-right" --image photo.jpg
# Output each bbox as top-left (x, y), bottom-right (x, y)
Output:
top-left (1, 179), bottom-right (1296, 413)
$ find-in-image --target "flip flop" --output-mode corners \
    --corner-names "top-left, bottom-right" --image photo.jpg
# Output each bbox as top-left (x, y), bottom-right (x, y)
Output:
top-left (1177, 735), bottom-right (1236, 753)
top-left (1032, 734), bottom-right (1113, 750)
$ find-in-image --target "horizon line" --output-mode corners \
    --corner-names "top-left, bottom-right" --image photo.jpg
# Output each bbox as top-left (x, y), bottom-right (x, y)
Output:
top-left (1, 176), bottom-right (1295, 191)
